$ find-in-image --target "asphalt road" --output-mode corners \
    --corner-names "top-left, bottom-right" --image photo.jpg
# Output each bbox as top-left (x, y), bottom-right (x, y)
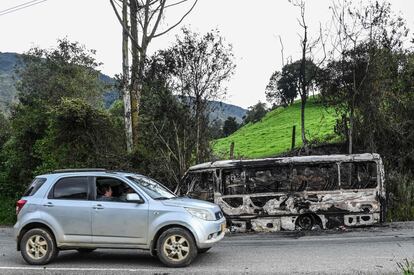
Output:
top-left (0, 223), bottom-right (413, 274)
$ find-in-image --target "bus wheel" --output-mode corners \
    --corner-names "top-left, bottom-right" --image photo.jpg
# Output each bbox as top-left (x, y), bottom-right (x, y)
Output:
top-left (296, 214), bottom-right (315, 230)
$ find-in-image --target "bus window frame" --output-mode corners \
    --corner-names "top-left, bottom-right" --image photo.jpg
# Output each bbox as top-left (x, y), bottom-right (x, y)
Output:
top-left (338, 160), bottom-right (379, 190)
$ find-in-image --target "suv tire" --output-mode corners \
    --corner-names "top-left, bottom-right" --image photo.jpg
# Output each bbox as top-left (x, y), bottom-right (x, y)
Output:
top-left (156, 227), bottom-right (197, 267)
top-left (20, 228), bottom-right (58, 265)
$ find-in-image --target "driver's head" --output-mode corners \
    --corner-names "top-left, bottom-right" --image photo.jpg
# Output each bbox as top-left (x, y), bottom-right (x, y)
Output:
top-left (101, 184), bottom-right (112, 197)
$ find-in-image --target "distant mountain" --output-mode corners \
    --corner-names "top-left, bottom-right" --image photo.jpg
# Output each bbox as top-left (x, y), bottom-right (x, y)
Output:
top-left (0, 52), bottom-right (21, 111)
top-left (208, 100), bottom-right (246, 123)
top-left (0, 52), bottom-right (246, 122)
top-left (0, 52), bottom-right (118, 111)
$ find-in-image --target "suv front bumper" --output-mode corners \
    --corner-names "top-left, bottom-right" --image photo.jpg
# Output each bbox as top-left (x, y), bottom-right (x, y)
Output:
top-left (194, 217), bottom-right (226, 249)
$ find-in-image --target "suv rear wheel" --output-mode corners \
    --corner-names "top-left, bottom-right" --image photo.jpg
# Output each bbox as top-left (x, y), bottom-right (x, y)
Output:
top-left (20, 228), bottom-right (58, 265)
top-left (156, 228), bottom-right (197, 267)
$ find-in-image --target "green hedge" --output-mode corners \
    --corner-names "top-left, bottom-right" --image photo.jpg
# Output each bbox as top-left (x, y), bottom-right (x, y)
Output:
top-left (0, 196), bottom-right (16, 225)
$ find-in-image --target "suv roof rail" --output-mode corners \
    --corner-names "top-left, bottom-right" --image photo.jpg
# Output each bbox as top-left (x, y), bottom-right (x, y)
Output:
top-left (51, 168), bottom-right (107, 173)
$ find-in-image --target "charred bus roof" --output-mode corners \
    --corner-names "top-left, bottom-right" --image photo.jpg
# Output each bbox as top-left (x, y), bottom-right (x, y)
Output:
top-left (188, 153), bottom-right (381, 172)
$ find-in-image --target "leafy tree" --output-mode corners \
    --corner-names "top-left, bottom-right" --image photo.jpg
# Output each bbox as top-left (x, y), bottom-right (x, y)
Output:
top-left (0, 112), bottom-right (10, 148)
top-left (126, 53), bottom-right (199, 187)
top-left (222, 117), bottom-right (239, 137)
top-left (1, 39), bottom-right (108, 195)
top-left (323, 0), bottom-right (408, 154)
top-left (320, 0), bottom-right (414, 220)
top-left (209, 119), bottom-right (224, 139)
top-left (0, 112), bottom-right (10, 196)
top-left (266, 71), bottom-right (293, 107)
top-left (34, 98), bottom-right (126, 174)
top-left (160, 28), bottom-right (235, 163)
top-left (16, 39), bottom-right (103, 107)
top-left (243, 102), bottom-right (268, 124)
top-left (266, 60), bottom-right (320, 107)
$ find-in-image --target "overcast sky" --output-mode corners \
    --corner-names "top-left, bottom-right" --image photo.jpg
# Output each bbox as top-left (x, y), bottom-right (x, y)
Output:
top-left (1, 0), bottom-right (413, 108)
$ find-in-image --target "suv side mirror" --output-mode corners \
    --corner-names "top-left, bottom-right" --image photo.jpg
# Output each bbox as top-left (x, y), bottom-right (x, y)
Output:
top-left (126, 193), bottom-right (144, 204)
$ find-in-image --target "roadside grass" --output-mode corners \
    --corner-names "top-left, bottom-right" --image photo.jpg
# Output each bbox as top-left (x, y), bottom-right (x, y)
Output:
top-left (213, 97), bottom-right (340, 159)
top-left (0, 196), bottom-right (16, 225)
top-left (397, 259), bottom-right (414, 275)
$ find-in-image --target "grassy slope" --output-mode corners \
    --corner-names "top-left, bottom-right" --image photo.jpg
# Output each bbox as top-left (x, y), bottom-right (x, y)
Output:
top-left (213, 97), bottom-right (339, 158)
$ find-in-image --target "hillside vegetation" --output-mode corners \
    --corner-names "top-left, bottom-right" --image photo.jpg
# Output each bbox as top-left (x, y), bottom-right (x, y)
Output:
top-left (213, 97), bottom-right (339, 158)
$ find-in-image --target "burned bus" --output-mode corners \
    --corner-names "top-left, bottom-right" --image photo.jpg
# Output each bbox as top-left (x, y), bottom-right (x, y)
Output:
top-left (176, 153), bottom-right (386, 232)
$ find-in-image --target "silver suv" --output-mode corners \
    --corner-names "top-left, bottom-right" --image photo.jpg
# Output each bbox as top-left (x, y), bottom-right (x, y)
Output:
top-left (14, 169), bottom-right (226, 267)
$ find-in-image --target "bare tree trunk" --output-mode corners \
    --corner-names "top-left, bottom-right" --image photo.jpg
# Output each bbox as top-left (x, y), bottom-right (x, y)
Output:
top-left (121, 0), bottom-right (133, 153)
top-left (348, 105), bottom-right (354, 154)
top-left (130, 0), bottom-right (140, 147)
top-left (300, 96), bottom-right (307, 146)
top-left (300, 25), bottom-right (308, 147)
top-left (110, 0), bottom-right (198, 152)
top-left (195, 98), bottom-right (201, 163)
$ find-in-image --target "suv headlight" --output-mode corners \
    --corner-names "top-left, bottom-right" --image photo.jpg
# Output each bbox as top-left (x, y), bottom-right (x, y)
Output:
top-left (185, 207), bottom-right (215, 221)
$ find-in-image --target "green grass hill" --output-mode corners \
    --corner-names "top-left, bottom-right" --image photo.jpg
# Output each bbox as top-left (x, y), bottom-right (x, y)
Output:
top-left (213, 97), bottom-right (339, 159)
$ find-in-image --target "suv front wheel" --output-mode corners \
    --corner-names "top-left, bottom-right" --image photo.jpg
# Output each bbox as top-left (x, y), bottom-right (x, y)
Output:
top-left (20, 228), bottom-right (58, 265)
top-left (156, 227), bottom-right (197, 267)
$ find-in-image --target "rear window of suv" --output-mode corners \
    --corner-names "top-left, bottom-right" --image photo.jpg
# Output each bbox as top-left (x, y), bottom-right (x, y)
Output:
top-left (23, 178), bottom-right (47, 196)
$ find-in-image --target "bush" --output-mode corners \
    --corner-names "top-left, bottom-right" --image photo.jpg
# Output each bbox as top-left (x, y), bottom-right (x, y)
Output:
top-left (34, 98), bottom-right (127, 174)
top-left (387, 172), bottom-right (414, 221)
top-left (0, 196), bottom-right (16, 225)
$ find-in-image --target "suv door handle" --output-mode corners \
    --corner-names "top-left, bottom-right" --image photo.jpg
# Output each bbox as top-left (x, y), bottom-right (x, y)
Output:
top-left (43, 202), bottom-right (54, 207)
top-left (93, 204), bottom-right (104, 210)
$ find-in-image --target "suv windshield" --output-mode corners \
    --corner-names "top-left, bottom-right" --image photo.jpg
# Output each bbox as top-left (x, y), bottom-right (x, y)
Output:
top-left (127, 175), bottom-right (176, 200)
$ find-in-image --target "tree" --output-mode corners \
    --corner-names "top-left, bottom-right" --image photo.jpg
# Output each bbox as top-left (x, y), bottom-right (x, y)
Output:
top-left (0, 112), bottom-right (10, 148)
top-left (243, 102), bottom-right (267, 124)
top-left (223, 117), bottom-right (239, 137)
top-left (0, 112), bottom-right (10, 195)
top-left (1, 39), bottom-right (108, 195)
top-left (134, 54), bottom-right (198, 186)
top-left (319, 1), bottom-right (414, 220)
top-left (322, 0), bottom-right (409, 154)
top-left (161, 28), bottom-right (235, 162)
top-left (120, 0), bottom-right (133, 152)
top-left (209, 119), bottom-right (224, 139)
top-left (16, 39), bottom-right (103, 107)
top-left (34, 98), bottom-right (126, 173)
top-left (266, 60), bottom-right (320, 107)
top-left (265, 71), bottom-right (293, 107)
top-left (110, 0), bottom-right (198, 152)
top-left (290, 0), bottom-right (326, 149)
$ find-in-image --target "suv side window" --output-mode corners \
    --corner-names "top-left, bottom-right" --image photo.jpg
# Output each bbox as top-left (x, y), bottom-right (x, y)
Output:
top-left (50, 177), bottom-right (89, 200)
top-left (95, 177), bottom-right (140, 202)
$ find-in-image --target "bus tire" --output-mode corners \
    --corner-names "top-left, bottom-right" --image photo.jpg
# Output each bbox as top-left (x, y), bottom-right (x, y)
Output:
top-left (296, 214), bottom-right (315, 230)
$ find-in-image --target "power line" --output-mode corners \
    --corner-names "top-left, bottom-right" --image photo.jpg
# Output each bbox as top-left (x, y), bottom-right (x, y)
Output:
top-left (0, 0), bottom-right (47, 17)
top-left (0, 0), bottom-right (40, 14)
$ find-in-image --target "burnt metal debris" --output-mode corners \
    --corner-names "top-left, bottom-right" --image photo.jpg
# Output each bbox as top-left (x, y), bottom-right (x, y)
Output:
top-left (177, 153), bottom-right (386, 233)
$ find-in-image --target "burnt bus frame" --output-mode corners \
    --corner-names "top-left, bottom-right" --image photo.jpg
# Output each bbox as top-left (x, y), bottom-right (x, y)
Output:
top-left (177, 154), bottom-right (386, 230)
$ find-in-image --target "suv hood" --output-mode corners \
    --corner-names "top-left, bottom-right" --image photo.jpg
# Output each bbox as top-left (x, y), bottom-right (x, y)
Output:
top-left (162, 197), bottom-right (219, 211)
